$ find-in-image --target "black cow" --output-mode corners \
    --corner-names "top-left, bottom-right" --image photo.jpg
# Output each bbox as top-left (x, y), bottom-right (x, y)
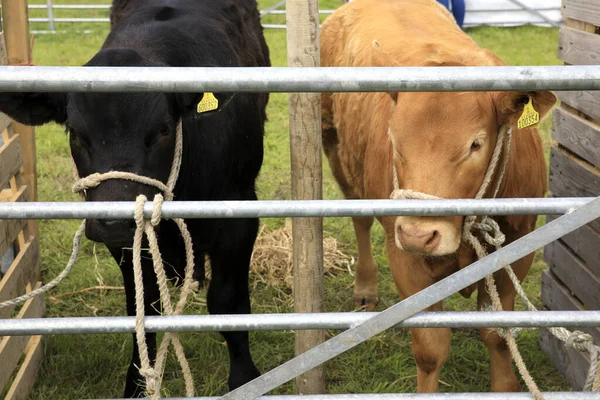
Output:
top-left (0, 0), bottom-right (270, 396)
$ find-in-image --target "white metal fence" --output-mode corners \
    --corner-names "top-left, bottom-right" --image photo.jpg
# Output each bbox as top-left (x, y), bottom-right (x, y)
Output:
top-left (0, 0), bottom-right (563, 34)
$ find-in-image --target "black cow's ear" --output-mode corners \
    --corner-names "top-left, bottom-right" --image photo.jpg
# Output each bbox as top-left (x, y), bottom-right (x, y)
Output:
top-left (0, 92), bottom-right (67, 126)
top-left (177, 92), bottom-right (235, 119)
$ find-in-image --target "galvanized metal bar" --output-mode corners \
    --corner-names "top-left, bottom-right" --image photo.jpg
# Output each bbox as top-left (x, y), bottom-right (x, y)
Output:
top-left (0, 198), bottom-right (592, 220)
top-left (12, 5), bottom-right (562, 12)
top-left (2, 311), bottom-right (600, 336)
top-left (29, 17), bottom-right (109, 22)
top-left (220, 197), bottom-right (600, 400)
top-left (95, 394), bottom-right (600, 400)
top-left (10, 4), bottom-right (111, 9)
top-left (261, 9), bottom-right (332, 14)
top-left (261, 8), bottom-right (562, 14)
top-left (0, 65), bottom-right (599, 93)
top-left (262, 24), bottom-right (287, 29)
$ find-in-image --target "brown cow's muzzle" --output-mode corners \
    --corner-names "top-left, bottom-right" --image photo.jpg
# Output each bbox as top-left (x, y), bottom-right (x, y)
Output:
top-left (394, 216), bottom-right (462, 256)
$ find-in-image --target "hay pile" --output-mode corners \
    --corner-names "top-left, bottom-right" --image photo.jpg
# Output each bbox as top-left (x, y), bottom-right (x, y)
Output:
top-left (205, 218), bottom-right (354, 288)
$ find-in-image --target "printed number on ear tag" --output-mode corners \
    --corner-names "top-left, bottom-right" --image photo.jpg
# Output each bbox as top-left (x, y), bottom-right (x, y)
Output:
top-left (197, 92), bottom-right (219, 113)
top-left (517, 97), bottom-right (540, 129)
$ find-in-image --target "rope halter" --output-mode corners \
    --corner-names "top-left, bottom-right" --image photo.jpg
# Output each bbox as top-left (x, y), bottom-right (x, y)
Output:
top-left (71, 119), bottom-right (196, 399)
top-left (389, 124), bottom-right (512, 242)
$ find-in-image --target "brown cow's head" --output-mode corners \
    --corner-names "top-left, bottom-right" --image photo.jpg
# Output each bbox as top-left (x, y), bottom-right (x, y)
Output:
top-left (372, 43), bottom-right (556, 257)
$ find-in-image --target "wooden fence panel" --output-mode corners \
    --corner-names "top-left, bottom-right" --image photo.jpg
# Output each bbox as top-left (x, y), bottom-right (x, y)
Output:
top-left (552, 107), bottom-right (600, 168)
top-left (562, 0), bottom-right (600, 27)
top-left (0, 11), bottom-right (43, 398)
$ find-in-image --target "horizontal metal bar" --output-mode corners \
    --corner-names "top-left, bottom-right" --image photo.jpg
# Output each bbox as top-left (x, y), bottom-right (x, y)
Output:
top-left (11, 4), bottom-right (111, 8)
top-left (261, 9), bottom-right (333, 15)
top-left (0, 198), bottom-right (592, 220)
top-left (16, 5), bottom-right (562, 12)
top-left (260, 8), bottom-right (561, 15)
top-left (2, 311), bottom-right (600, 336)
top-left (95, 394), bottom-right (600, 400)
top-left (29, 17), bottom-right (109, 22)
top-left (0, 65), bottom-right (599, 93)
top-left (262, 24), bottom-right (286, 29)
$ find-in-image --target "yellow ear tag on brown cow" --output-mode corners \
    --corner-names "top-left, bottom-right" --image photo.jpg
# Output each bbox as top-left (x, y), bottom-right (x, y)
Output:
top-left (197, 92), bottom-right (219, 113)
top-left (517, 97), bottom-right (540, 129)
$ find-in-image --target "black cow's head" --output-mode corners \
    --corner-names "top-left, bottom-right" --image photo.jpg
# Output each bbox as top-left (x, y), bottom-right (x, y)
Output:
top-left (0, 48), bottom-right (233, 247)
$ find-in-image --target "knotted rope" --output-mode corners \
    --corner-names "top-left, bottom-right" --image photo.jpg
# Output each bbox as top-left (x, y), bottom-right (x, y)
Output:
top-left (0, 120), bottom-right (197, 399)
top-left (390, 125), bottom-right (600, 398)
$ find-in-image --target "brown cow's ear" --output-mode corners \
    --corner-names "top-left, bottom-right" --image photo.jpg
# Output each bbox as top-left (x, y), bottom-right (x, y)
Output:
top-left (371, 40), bottom-right (399, 103)
top-left (492, 91), bottom-right (557, 128)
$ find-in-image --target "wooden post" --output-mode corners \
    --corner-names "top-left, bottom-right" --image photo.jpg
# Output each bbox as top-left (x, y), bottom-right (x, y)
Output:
top-left (286, 0), bottom-right (325, 394)
top-left (1, 0), bottom-right (38, 237)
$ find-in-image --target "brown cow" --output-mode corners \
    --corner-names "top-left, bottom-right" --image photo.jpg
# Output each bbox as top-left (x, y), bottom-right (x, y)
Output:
top-left (321, 0), bottom-right (556, 393)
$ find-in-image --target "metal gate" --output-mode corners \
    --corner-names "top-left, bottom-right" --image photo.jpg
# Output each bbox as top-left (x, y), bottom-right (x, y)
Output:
top-left (0, 65), bottom-right (599, 399)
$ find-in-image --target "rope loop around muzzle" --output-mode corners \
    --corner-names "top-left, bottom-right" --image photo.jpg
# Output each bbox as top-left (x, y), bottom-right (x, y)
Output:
top-left (0, 120), bottom-right (196, 399)
top-left (69, 120), bottom-right (196, 399)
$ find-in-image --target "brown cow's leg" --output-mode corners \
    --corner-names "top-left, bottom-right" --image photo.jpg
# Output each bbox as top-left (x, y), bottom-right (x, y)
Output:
top-left (410, 312), bottom-right (451, 392)
top-left (477, 251), bottom-right (534, 392)
top-left (386, 236), bottom-right (451, 392)
top-left (352, 216), bottom-right (378, 310)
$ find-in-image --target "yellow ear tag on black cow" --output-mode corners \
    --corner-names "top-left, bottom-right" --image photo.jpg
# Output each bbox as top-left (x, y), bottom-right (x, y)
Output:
top-left (197, 92), bottom-right (219, 114)
top-left (517, 96), bottom-right (540, 129)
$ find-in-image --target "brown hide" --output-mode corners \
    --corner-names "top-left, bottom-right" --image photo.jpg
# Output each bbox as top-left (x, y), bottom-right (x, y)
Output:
top-left (321, 0), bottom-right (551, 249)
top-left (321, 0), bottom-right (554, 392)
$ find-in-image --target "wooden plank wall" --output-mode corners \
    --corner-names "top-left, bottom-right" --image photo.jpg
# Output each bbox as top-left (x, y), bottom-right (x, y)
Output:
top-left (0, 24), bottom-right (44, 399)
top-left (540, 3), bottom-right (600, 390)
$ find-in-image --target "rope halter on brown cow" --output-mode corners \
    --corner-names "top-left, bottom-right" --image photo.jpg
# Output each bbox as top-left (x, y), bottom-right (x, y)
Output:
top-left (0, 120), bottom-right (197, 399)
top-left (389, 123), bottom-right (600, 398)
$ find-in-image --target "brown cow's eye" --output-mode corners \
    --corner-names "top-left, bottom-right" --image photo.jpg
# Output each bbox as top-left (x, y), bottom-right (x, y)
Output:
top-left (471, 140), bottom-right (482, 151)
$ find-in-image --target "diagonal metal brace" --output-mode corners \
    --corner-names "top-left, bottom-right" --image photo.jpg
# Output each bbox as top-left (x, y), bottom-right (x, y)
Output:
top-left (220, 196), bottom-right (600, 400)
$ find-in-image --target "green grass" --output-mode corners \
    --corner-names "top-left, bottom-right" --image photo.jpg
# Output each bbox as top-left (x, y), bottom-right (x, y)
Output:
top-left (3, 2), bottom-right (570, 397)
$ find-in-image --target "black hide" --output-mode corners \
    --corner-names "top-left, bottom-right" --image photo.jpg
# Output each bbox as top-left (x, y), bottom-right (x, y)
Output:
top-left (0, 0), bottom-right (270, 396)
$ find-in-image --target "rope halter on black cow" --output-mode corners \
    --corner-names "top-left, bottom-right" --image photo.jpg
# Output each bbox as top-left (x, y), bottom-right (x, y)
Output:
top-left (72, 119), bottom-right (197, 399)
top-left (0, 120), bottom-right (197, 399)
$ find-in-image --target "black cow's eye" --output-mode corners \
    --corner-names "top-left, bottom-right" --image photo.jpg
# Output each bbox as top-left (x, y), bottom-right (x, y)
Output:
top-left (145, 125), bottom-right (171, 148)
top-left (471, 140), bottom-right (482, 151)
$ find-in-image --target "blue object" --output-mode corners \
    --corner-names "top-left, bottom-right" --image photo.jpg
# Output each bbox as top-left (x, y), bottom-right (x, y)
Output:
top-left (436, 0), bottom-right (465, 29)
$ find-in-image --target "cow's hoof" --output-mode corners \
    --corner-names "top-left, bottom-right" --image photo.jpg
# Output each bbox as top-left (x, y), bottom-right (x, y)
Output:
top-left (354, 296), bottom-right (378, 311)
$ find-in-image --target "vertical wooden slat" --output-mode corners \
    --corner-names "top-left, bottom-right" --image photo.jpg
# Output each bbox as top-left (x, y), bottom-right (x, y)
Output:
top-left (1, 0), bottom-right (38, 238)
top-left (286, 0), bottom-right (325, 394)
top-left (4, 335), bottom-right (44, 400)
top-left (0, 282), bottom-right (44, 391)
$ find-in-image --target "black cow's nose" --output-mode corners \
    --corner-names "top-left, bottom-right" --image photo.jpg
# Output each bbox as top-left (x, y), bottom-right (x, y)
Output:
top-left (99, 219), bottom-right (137, 230)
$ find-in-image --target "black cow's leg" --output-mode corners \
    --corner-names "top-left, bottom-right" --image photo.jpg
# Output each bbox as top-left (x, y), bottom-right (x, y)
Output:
top-left (207, 217), bottom-right (261, 390)
top-left (110, 247), bottom-right (161, 398)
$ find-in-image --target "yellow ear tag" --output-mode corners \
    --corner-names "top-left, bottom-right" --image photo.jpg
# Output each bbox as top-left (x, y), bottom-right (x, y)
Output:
top-left (196, 92), bottom-right (219, 113)
top-left (517, 97), bottom-right (540, 129)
